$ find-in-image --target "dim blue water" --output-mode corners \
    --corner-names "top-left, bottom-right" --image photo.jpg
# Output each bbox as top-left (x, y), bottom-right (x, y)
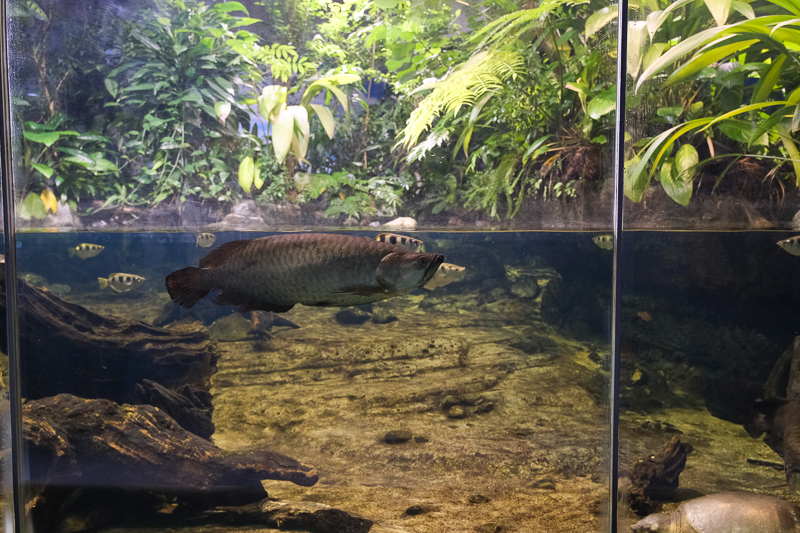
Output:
top-left (5, 229), bottom-right (800, 532)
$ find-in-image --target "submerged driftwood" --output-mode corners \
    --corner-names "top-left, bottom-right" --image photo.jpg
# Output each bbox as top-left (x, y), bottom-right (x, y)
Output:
top-left (24, 394), bottom-right (319, 529)
top-left (628, 435), bottom-right (690, 514)
top-left (0, 271), bottom-right (217, 435)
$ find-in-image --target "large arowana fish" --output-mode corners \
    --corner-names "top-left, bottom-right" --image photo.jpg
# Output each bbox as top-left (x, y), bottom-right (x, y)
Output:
top-left (165, 233), bottom-right (444, 313)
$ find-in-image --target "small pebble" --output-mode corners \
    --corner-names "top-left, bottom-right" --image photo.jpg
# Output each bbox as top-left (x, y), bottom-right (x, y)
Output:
top-left (335, 308), bottom-right (371, 325)
top-left (414, 436), bottom-right (429, 443)
top-left (447, 405), bottom-right (467, 419)
top-left (476, 524), bottom-right (501, 533)
top-left (533, 478), bottom-right (556, 490)
top-left (475, 402), bottom-right (494, 414)
top-left (383, 430), bottom-right (413, 444)
top-left (468, 494), bottom-right (490, 504)
top-left (371, 309), bottom-right (398, 324)
top-left (405, 505), bottom-right (425, 515)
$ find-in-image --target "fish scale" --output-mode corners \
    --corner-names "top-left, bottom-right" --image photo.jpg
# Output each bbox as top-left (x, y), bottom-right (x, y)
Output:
top-left (167, 233), bottom-right (444, 313)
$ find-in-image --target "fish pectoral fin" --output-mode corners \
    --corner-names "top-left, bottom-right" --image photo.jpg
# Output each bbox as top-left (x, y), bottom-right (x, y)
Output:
top-left (337, 284), bottom-right (387, 296)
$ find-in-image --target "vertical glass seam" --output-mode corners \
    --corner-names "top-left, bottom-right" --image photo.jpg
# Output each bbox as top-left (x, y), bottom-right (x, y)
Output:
top-left (609, 0), bottom-right (629, 530)
top-left (0, 1), bottom-right (26, 531)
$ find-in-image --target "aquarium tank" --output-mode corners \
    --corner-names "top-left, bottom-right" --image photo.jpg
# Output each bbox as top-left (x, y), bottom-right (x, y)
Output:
top-left (1, 0), bottom-right (800, 532)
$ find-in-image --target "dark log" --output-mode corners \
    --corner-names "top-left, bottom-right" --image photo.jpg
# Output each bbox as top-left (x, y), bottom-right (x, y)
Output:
top-left (0, 273), bottom-right (216, 405)
top-left (25, 394), bottom-right (319, 491)
top-left (208, 500), bottom-right (375, 533)
top-left (628, 435), bottom-right (689, 514)
top-left (23, 394), bottom-right (318, 531)
top-left (135, 379), bottom-right (214, 439)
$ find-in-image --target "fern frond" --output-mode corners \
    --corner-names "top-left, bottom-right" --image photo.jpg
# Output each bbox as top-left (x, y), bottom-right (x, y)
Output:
top-left (469, 0), bottom-right (573, 50)
top-left (400, 51), bottom-right (525, 149)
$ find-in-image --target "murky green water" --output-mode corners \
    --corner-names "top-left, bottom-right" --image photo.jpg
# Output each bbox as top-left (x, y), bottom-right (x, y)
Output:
top-left (5, 230), bottom-right (800, 531)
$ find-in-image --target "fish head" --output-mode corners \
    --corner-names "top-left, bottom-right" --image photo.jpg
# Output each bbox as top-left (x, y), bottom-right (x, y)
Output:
top-left (778, 238), bottom-right (800, 256)
top-left (377, 251), bottom-right (444, 292)
top-left (630, 513), bottom-right (671, 532)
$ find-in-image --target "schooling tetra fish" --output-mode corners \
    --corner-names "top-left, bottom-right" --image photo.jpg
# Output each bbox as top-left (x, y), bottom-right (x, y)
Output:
top-left (778, 236), bottom-right (800, 256)
top-left (68, 243), bottom-right (104, 260)
top-left (376, 233), bottom-right (425, 252)
top-left (165, 233), bottom-right (444, 313)
top-left (592, 234), bottom-right (614, 250)
top-left (196, 233), bottom-right (216, 248)
top-left (98, 273), bottom-right (145, 293)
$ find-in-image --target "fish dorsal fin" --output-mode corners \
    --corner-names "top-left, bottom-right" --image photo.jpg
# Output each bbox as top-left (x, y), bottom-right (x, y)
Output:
top-left (199, 239), bottom-right (249, 269)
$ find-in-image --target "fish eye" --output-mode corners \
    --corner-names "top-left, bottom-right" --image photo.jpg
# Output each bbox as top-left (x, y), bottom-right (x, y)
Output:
top-left (417, 257), bottom-right (429, 266)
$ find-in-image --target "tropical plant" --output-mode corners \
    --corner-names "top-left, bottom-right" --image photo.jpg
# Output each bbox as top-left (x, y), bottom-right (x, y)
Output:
top-left (589, 0), bottom-right (800, 204)
top-left (21, 112), bottom-right (119, 204)
top-left (103, 0), bottom-right (276, 206)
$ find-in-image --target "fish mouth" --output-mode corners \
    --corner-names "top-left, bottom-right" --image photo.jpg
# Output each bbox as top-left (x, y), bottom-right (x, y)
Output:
top-left (423, 254), bottom-right (445, 283)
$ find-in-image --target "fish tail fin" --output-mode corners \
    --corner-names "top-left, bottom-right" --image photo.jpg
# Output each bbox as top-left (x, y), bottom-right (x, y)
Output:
top-left (165, 266), bottom-right (210, 309)
top-left (68, 248), bottom-right (76, 258)
top-left (98, 277), bottom-right (108, 290)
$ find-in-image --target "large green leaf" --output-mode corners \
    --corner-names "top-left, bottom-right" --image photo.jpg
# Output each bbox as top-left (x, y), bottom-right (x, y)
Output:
top-left (214, 101), bottom-right (232, 124)
top-left (287, 105), bottom-right (310, 162)
top-left (310, 104), bottom-right (335, 139)
top-left (660, 159), bottom-right (693, 205)
top-left (253, 160), bottom-right (264, 190)
top-left (751, 54), bottom-right (786, 104)
top-left (585, 5), bottom-right (618, 39)
top-left (19, 192), bottom-right (47, 220)
top-left (587, 88), bottom-right (617, 119)
top-left (675, 143), bottom-right (699, 178)
top-left (628, 21), bottom-right (649, 79)
top-left (705, 0), bottom-right (732, 26)
top-left (23, 131), bottom-right (65, 147)
top-left (636, 24), bottom-right (732, 92)
top-left (31, 163), bottom-right (54, 179)
top-left (213, 2), bottom-right (248, 13)
top-left (666, 36), bottom-right (757, 86)
top-left (238, 155), bottom-right (254, 192)
top-left (302, 81), bottom-right (349, 112)
top-left (272, 108), bottom-right (295, 164)
top-left (776, 124), bottom-right (800, 186)
top-left (258, 85), bottom-right (287, 121)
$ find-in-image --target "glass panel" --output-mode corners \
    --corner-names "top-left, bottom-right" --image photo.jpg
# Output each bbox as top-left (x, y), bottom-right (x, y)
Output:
top-left (4, 0), bottom-right (619, 531)
top-left (621, 0), bottom-right (800, 527)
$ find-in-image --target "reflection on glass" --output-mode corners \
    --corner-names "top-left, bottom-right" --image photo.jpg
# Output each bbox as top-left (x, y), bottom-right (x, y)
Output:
top-left (622, 0), bottom-right (800, 526)
top-left (6, 0), bottom-right (618, 531)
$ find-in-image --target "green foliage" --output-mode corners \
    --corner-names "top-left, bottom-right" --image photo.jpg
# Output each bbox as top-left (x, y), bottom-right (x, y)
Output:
top-left (399, 50), bottom-right (525, 149)
top-left (621, 0), bottom-right (800, 204)
top-left (103, 0), bottom-right (270, 205)
top-left (21, 113), bottom-right (119, 202)
top-left (306, 170), bottom-right (408, 219)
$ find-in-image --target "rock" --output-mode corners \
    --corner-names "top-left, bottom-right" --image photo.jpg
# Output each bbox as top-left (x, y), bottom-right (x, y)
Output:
top-left (468, 494), bottom-right (490, 504)
top-left (475, 402), bottom-right (494, 414)
top-left (447, 405), bottom-right (467, 419)
top-left (383, 430), bottom-right (413, 444)
top-left (336, 308), bottom-right (372, 325)
top-left (631, 492), bottom-right (800, 533)
top-left (208, 313), bottom-right (256, 342)
top-left (405, 505), bottom-right (425, 515)
top-left (372, 308), bottom-right (398, 324)
top-left (414, 436), bottom-right (429, 443)
top-left (213, 200), bottom-right (265, 229)
top-left (476, 524), bottom-right (501, 533)
top-left (532, 478), bottom-right (556, 490)
top-left (47, 283), bottom-right (71, 297)
top-left (510, 277), bottom-right (541, 299)
top-left (43, 201), bottom-right (81, 228)
top-left (382, 216), bottom-right (417, 229)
